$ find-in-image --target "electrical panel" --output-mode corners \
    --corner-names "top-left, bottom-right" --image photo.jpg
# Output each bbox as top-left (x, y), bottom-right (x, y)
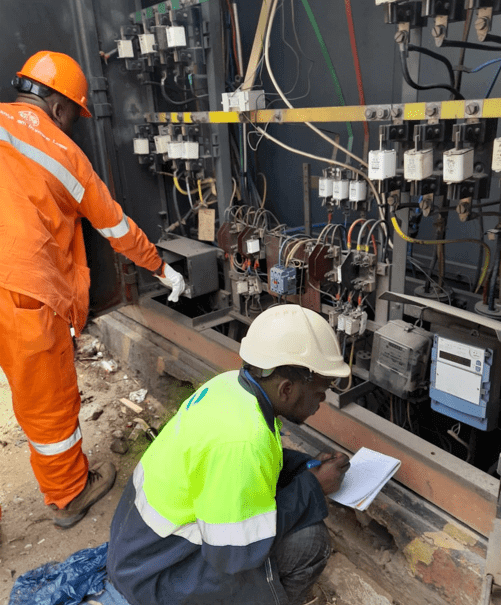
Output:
top-left (430, 332), bottom-right (501, 431)
top-left (370, 320), bottom-right (432, 399)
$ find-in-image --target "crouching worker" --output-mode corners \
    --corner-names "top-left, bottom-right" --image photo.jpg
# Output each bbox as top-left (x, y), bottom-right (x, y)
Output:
top-left (107, 304), bottom-right (351, 605)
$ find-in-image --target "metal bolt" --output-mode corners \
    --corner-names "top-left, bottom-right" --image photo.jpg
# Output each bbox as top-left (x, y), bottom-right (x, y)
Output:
top-left (466, 103), bottom-right (479, 115)
top-left (376, 108), bottom-right (389, 119)
top-left (425, 105), bottom-right (437, 117)
top-left (394, 31), bottom-right (407, 44)
top-left (475, 163), bottom-right (484, 173)
top-left (365, 108), bottom-right (376, 119)
top-left (391, 106), bottom-right (402, 118)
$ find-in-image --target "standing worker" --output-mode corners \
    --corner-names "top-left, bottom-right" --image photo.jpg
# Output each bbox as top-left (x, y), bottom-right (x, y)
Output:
top-left (0, 51), bottom-right (185, 529)
top-left (107, 304), bottom-right (351, 605)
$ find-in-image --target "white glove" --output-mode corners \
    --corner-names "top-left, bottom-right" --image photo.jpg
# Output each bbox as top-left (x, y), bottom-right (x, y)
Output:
top-left (156, 263), bottom-right (185, 303)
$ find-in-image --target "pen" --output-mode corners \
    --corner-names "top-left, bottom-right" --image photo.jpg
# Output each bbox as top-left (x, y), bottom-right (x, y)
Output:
top-left (306, 456), bottom-right (335, 469)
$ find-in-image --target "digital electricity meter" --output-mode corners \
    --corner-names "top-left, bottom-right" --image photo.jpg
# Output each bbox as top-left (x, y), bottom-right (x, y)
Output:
top-left (430, 331), bottom-right (501, 431)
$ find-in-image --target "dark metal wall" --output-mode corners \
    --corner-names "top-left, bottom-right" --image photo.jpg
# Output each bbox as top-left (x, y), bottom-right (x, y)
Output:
top-left (3, 0), bottom-right (501, 308)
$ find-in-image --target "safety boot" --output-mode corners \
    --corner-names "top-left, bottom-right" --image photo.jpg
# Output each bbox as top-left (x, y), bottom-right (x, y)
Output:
top-left (51, 461), bottom-right (116, 529)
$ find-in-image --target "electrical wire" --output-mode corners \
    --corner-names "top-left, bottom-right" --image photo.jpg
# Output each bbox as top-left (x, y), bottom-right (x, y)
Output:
top-left (441, 40), bottom-right (501, 52)
top-left (407, 257), bottom-right (452, 305)
top-left (390, 214), bottom-right (490, 293)
top-left (454, 8), bottom-right (473, 92)
top-left (242, 114), bottom-right (380, 205)
top-left (331, 340), bottom-right (354, 393)
top-left (266, 0), bottom-right (363, 166)
top-left (468, 57), bottom-right (501, 73)
top-left (486, 62), bottom-right (501, 98)
top-left (225, 0), bottom-right (241, 77)
top-left (398, 45), bottom-right (464, 100)
top-left (407, 44), bottom-right (455, 87)
top-left (344, 0), bottom-right (370, 160)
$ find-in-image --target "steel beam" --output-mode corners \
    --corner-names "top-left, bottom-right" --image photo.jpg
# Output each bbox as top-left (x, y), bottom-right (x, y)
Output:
top-left (306, 398), bottom-right (498, 537)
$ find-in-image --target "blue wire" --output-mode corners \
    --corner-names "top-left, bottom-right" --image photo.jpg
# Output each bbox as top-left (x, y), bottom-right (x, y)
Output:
top-left (470, 58), bottom-right (501, 73)
top-left (486, 62), bottom-right (501, 98)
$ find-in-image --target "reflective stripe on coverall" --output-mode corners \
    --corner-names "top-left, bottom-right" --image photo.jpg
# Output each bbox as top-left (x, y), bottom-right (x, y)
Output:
top-left (0, 102), bottom-right (163, 508)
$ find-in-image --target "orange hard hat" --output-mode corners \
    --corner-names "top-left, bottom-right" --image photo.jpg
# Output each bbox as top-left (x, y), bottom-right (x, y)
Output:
top-left (17, 51), bottom-right (92, 118)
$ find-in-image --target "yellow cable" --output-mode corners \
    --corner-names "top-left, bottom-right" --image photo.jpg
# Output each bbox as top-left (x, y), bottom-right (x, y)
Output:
top-left (173, 175), bottom-right (198, 196)
top-left (390, 215), bottom-right (490, 293)
top-left (197, 179), bottom-right (205, 205)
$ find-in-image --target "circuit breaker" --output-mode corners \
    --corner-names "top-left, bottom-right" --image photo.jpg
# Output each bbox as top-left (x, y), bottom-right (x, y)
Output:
top-left (430, 331), bottom-right (501, 431)
top-left (269, 265), bottom-right (297, 296)
top-left (369, 320), bottom-right (432, 399)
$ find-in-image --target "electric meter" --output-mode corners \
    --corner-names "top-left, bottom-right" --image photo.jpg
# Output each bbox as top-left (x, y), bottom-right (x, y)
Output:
top-left (369, 320), bottom-right (432, 399)
top-left (430, 330), bottom-right (501, 431)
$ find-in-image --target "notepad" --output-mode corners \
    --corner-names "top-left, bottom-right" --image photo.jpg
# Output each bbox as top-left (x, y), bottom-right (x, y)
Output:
top-left (328, 447), bottom-right (401, 511)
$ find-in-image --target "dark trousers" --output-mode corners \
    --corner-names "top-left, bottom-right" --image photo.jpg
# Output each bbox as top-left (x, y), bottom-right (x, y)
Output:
top-left (89, 522), bottom-right (331, 605)
top-left (273, 521), bottom-right (331, 605)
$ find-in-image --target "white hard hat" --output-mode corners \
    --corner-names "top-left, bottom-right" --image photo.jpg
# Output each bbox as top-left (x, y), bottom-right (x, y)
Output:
top-left (239, 304), bottom-right (351, 378)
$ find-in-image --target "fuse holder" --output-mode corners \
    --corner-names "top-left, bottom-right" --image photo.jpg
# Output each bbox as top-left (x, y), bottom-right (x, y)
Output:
top-left (443, 148), bottom-right (474, 183)
top-left (332, 180), bottom-right (349, 200)
top-left (349, 180), bottom-right (367, 202)
top-left (154, 135), bottom-right (170, 154)
top-left (368, 149), bottom-right (397, 180)
top-left (133, 138), bottom-right (150, 155)
top-left (166, 26), bottom-right (187, 48)
top-left (117, 39), bottom-right (134, 59)
top-left (404, 148), bottom-right (434, 181)
top-left (138, 33), bottom-right (156, 55)
top-left (319, 177), bottom-right (334, 198)
top-left (493, 138), bottom-right (501, 172)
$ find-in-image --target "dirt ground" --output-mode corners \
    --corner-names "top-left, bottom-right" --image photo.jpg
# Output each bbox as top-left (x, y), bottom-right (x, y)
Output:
top-left (0, 331), bottom-right (188, 605)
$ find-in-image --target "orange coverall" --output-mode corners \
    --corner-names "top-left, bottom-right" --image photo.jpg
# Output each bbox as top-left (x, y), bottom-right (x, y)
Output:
top-left (0, 102), bottom-right (163, 508)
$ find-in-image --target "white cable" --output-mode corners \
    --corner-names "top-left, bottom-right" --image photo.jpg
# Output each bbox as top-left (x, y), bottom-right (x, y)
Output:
top-left (244, 116), bottom-right (382, 207)
top-left (264, 0), bottom-right (367, 168)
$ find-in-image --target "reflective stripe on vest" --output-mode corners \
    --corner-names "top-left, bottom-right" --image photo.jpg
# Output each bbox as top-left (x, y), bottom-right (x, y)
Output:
top-left (198, 511), bottom-right (276, 546)
top-left (0, 127), bottom-right (85, 203)
top-left (134, 462), bottom-right (179, 538)
top-left (29, 426), bottom-right (82, 456)
top-left (133, 461), bottom-right (277, 545)
top-left (97, 214), bottom-right (130, 239)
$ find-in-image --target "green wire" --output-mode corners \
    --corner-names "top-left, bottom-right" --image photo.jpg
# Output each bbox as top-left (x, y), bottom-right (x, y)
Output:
top-left (299, 0), bottom-right (354, 153)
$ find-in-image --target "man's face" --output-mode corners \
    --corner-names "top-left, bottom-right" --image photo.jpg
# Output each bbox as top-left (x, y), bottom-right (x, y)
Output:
top-left (282, 374), bottom-right (332, 425)
top-left (57, 100), bottom-right (80, 137)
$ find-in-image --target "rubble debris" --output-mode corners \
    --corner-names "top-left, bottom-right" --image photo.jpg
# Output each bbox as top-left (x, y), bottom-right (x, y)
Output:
top-left (110, 438), bottom-right (129, 455)
top-left (101, 359), bottom-right (118, 373)
top-left (80, 403), bottom-right (105, 422)
top-left (129, 388), bottom-right (148, 404)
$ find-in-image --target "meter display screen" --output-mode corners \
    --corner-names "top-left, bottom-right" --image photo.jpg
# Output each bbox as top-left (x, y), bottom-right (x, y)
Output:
top-left (439, 350), bottom-right (471, 368)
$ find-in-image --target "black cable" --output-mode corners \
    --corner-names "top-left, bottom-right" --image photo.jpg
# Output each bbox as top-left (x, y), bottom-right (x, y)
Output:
top-left (408, 44), bottom-right (455, 87)
top-left (399, 46), bottom-right (464, 100)
top-left (441, 40), bottom-right (501, 52)
top-left (485, 33), bottom-right (501, 45)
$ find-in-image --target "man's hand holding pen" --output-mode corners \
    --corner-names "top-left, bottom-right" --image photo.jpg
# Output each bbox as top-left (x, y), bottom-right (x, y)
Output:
top-left (306, 451), bottom-right (350, 495)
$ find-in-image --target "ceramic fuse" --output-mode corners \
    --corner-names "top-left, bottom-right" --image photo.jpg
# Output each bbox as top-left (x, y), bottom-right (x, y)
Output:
top-left (404, 148), bottom-right (434, 181)
top-left (368, 149), bottom-right (397, 180)
top-left (443, 148), bottom-right (474, 183)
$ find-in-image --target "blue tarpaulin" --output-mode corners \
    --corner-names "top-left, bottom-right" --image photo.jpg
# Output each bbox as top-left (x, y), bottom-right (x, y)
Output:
top-left (9, 542), bottom-right (108, 605)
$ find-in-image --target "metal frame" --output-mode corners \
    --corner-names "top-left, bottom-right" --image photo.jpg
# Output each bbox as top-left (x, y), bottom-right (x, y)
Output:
top-left (118, 296), bottom-right (498, 537)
